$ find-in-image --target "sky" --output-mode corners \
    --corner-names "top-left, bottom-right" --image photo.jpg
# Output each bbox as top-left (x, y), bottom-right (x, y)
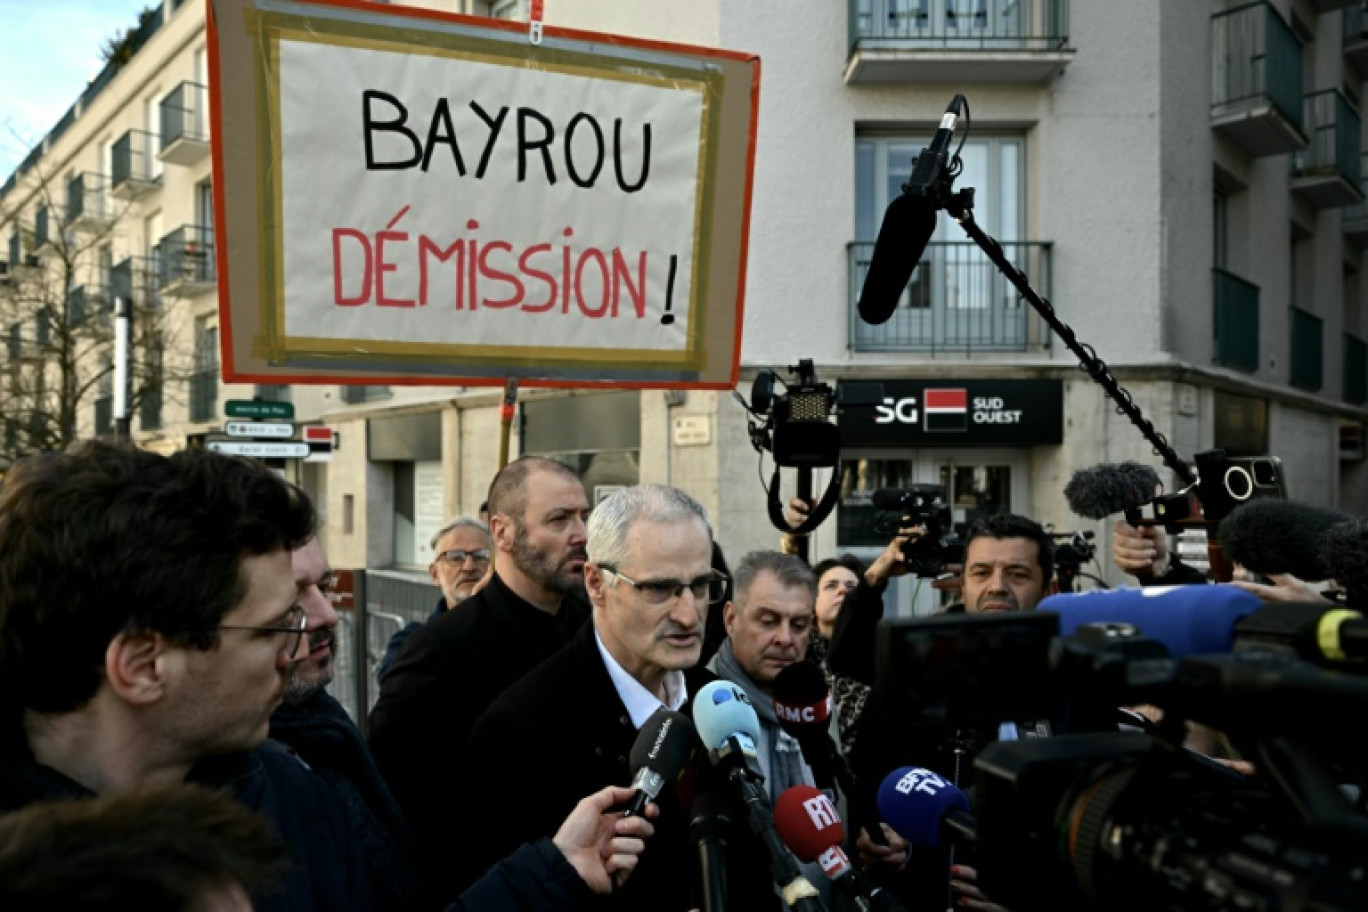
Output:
top-left (0, 0), bottom-right (154, 179)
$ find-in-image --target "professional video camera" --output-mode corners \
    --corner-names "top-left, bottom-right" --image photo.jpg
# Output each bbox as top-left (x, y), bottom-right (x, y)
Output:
top-left (734, 360), bottom-right (880, 536)
top-left (874, 599), bottom-right (1368, 911)
top-left (870, 485), bottom-right (965, 576)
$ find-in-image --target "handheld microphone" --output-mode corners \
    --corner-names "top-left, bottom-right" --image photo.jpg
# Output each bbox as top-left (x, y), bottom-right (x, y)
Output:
top-left (875, 767), bottom-right (977, 852)
top-left (1233, 602), bottom-right (1368, 667)
top-left (1063, 462), bottom-right (1161, 522)
top-left (856, 95), bottom-right (964, 327)
top-left (775, 785), bottom-right (908, 912)
top-left (1038, 584), bottom-right (1262, 657)
top-left (693, 680), bottom-right (827, 911)
top-left (771, 662), bottom-right (838, 790)
top-left (693, 680), bottom-right (764, 779)
top-left (690, 786), bottom-right (731, 912)
top-left (771, 662), bottom-right (887, 847)
top-left (1217, 498), bottom-right (1352, 583)
top-left (624, 708), bottom-right (697, 817)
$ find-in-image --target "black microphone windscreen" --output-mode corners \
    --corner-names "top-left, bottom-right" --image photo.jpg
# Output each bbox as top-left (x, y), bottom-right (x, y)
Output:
top-left (1323, 518), bottom-right (1368, 607)
top-left (1063, 462), bottom-right (1161, 520)
top-left (629, 708), bottom-right (696, 782)
top-left (1218, 499), bottom-right (1353, 581)
top-left (772, 660), bottom-right (830, 708)
top-left (857, 193), bottom-right (938, 326)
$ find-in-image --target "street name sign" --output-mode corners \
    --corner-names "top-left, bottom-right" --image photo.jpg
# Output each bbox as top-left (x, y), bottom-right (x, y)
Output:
top-left (225, 420), bottom-right (295, 438)
top-left (225, 399), bottom-right (295, 420)
top-left (207, 440), bottom-right (310, 459)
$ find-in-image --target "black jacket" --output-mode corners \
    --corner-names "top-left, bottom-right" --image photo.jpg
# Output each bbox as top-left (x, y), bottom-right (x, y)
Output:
top-left (367, 572), bottom-right (590, 904)
top-left (0, 730), bottom-right (374, 912)
top-left (377, 599), bottom-right (446, 685)
top-left (465, 622), bottom-right (782, 911)
top-left (270, 690), bottom-right (421, 911)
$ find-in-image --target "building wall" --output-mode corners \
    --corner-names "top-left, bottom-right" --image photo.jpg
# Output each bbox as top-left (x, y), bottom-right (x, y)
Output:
top-left (4, 0), bottom-right (1367, 587)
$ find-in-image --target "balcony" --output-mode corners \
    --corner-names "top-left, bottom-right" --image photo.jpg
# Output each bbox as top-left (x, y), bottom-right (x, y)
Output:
top-left (1343, 163), bottom-right (1368, 244)
top-left (847, 240), bottom-right (1053, 352)
top-left (1211, 2), bottom-right (1307, 158)
top-left (110, 129), bottom-right (160, 199)
top-left (845, 0), bottom-right (1072, 85)
top-left (1345, 333), bottom-right (1367, 404)
top-left (1290, 89), bottom-right (1365, 209)
top-left (67, 283), bottom-right (111, 332)
top-left (110, 256), bottom-right (163, 311)
top-left (65, 173), bottom-right (113, 233)
top-left (155, 224), bottom-right (216, 296)
top-left (1289, 305), bottom-right (1323, 391)
top-left (158, 81), bottom-right (209, 166)
top-left (1213, 267), bottom-right (1259, 373)
top-left (189, 368), bottom-right (219, 423)
top-left (33, 204), bottom-right (61, 253)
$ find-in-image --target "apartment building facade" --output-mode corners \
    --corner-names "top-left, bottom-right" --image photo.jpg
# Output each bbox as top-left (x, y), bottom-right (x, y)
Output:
top-left (2, 0), bottom-right (1367, 617)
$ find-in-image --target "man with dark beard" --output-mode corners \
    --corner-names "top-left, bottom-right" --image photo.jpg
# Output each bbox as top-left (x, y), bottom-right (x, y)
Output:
top-left (270, 537), bottom-right (422, 911)
top-left (368, 456), bottom-right (593, 905)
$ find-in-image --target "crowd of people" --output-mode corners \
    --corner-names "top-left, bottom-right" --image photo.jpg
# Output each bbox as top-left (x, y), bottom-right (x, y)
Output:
top-left (0, 441), bottom-right (1354, 910)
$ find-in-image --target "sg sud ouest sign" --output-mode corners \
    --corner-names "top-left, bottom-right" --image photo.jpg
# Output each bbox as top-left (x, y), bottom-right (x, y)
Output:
top-left (837, 379), bottom-right (1063, 447)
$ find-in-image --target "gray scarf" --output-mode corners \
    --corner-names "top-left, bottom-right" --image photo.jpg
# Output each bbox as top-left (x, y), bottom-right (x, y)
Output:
top-left (707, 639), bottom-right (814, 800)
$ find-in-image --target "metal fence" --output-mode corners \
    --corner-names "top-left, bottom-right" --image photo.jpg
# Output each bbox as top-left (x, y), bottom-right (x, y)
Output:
top-left (329, 569), bottom-right (441, 728)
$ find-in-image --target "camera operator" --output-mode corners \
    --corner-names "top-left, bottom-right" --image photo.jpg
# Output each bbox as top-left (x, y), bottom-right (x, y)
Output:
top-left (833, 513), bottom-right (1056, 912)
top-left (783, 497), bottom-right (917, 756)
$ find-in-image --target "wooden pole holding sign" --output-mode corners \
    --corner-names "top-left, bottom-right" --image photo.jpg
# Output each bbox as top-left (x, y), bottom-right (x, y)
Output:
top-left (498, 378), bottom-right (519, 471)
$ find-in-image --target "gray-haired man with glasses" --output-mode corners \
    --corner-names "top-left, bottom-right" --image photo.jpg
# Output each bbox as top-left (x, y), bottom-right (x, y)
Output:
top-left (465, 484), bottom-right (776, 910)
top-left (377, 517), bottom-right (493, 682)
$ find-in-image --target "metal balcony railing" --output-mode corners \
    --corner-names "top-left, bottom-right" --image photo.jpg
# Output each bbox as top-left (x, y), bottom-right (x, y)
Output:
top-left (847, 240), bottom-right (1052, 352)
top-left (110, 129), bottom-right (160, 197)
top-left (1294, 89), bottom-right (1363, 184)
top-left (1211, 3), bottom-right (1307, 157)
top-left (67, 283), bottom-right (111, 330)
top-left (159, 81), bottom-right (209, 164)
top-left (1345, 333), bottom-right (1367, 404)
top-left (1290, 305), bottom-right (1324, 391)
top-left (848, 0), bottom-right (1069, 50)
top-left (155, 224), bottom-right (215, 293)
top-left (1213, 267), bottom-right (1260, 372)
top-left (65, 173), bottom-right (111, 229)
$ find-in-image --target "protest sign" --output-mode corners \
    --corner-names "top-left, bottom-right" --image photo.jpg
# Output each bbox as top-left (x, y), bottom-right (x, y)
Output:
top-left (209, 0), bottom-right (758, 388)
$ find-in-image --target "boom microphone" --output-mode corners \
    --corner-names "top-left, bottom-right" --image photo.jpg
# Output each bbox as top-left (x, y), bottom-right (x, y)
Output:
top-left (625, 708), bottom-right (697, 817)
top-left (1323, 517), bottom-right (1368, 607)
top-left (775, 786), bottom-right (907, 912)
top-left (856, 95), bottom-right (965, 327)
top-left (1038, 584), bottom-right (1262, 657)
top-left (876, 767), bottom-right (977, 852)
top-left (1063, 462), bottom-right (1161, 521)
top-left (1217, 498), bottom-right (1352, 582)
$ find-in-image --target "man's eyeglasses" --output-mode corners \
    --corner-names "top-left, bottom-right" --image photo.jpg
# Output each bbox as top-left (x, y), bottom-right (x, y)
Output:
top-left (188, 604), bottom-right (308, 657)
top-left (436, 548), bottom-right (492, 566)
top-left (598, 567), bottom-right (729, 605)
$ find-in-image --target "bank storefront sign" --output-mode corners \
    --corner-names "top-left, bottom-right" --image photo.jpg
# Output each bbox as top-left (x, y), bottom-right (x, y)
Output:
top-left (838, 379), bottom-right (1063, 446)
